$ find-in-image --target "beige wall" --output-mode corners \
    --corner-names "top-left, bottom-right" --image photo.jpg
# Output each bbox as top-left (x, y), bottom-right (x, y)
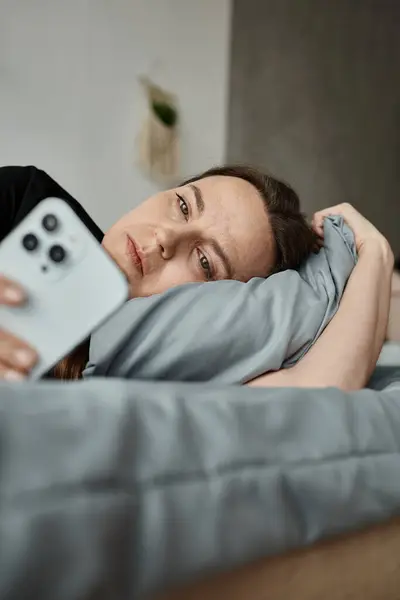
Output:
top-left (1, 0), bottom-right (232, 229)
top-left (228, 0), bottom-right (400, 254)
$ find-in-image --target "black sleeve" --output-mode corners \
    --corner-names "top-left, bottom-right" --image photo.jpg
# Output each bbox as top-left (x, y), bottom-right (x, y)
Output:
top-left (0, 166), bottom-right (36, 241)
top-left (0, 166), bottom-right (103, 243)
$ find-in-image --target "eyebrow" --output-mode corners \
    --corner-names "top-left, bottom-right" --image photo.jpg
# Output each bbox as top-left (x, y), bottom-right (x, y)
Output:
top-left (189, 183), bottom-right (234, 280)
top-left (210, 240), bottom-right (234, 280)
top-left (189, 184), bottom-right (205, 214)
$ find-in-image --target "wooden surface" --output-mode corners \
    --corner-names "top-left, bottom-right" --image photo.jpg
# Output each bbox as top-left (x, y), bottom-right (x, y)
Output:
top-left (155, 518), bottom-right (400, 600)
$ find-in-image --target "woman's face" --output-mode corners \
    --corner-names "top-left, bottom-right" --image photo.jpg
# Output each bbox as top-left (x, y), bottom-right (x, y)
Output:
top-left (102, 175), bottom-right (275, 298)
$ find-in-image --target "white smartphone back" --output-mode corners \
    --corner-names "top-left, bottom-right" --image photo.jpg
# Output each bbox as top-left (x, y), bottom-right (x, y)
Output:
top-left (0, 197), bottom-right (128, 378)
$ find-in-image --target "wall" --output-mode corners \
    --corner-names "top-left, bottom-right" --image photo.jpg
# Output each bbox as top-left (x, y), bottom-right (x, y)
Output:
top-left (0, 0), bottom-right (232, 229)
top-left (228, 0), bottom-right (400, 253)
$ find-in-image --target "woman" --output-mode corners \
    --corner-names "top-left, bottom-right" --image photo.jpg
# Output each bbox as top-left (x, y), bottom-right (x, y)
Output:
top-left (0, 165), bottom-right (393, 386)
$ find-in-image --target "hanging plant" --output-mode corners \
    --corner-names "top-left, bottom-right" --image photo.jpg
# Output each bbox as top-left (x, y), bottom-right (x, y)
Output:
top-left (152, 100), bottom-right (178, 128)
top-left (137, 77), bottom-right (180, 183)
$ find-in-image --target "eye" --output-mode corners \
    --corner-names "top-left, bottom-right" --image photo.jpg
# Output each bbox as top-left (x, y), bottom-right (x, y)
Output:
top-left (198, 252), bottom-right (213, 281)
top-left (176, 193), bottom-right (189, 220)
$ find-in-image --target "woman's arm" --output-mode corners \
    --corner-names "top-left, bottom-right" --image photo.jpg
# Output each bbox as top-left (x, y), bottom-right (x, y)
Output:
top-left (249, 204), bottom-right (394, 391)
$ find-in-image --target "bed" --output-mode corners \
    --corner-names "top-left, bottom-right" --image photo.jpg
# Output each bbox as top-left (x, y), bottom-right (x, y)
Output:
top-left (1, 372), bottom-right (400, 599)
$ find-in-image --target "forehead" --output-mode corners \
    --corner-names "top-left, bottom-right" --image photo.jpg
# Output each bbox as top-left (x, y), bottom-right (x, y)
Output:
top-left (191, 175), bottom-right (274, 279)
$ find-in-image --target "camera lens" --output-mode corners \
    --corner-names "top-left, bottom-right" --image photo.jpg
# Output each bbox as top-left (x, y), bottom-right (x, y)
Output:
top-left (49, 244), bottom-right (67, 263)
top-left (42, 214), bottom-right (58, 232)
top-left (22, 233), bottom-right (39, 252)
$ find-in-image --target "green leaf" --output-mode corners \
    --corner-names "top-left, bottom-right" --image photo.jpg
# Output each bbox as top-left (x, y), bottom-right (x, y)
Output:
top-left (152, 101), bottom-right (178, 128)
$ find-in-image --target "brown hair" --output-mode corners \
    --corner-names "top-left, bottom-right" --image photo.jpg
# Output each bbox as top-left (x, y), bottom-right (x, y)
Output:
top-left (54, 164), bottom-right (317, 380)
top-left (51, 338), bottom-right (90, 380)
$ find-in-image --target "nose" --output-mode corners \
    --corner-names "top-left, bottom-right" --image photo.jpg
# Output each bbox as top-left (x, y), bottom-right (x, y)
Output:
top-left (155, 225), bottom-right (180, 260)
top-left (155, 224), bottom-right (195, 260)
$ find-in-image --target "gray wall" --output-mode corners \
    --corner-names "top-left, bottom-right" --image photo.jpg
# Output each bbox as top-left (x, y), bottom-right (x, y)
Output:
top-left (228, 0), bottom-right (400, 253)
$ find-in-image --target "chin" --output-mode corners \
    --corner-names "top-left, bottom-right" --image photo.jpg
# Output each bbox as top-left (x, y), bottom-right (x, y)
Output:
top-left (128, 285), bottom-right (137, 299)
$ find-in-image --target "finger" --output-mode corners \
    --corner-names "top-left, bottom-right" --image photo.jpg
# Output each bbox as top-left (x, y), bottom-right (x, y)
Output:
top-left (312, 208), bottom-right (340, 236)
top-left (0, 332), bottom-right (37, 372)
top-left (314, 204), bottom-right (345, 218)
top-left (314, 225), bottom-right (324, 238)
top-left (312, 217), bottom-right (325, 238)
top-left (312, 236), bottom-right (324, 253)
top-left (0, 276), bottom-right (26, 306)
top-left (0, 362), bottom-right (26, 381)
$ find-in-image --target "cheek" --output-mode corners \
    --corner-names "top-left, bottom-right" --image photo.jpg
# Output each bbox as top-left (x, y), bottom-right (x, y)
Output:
top-left (103, 215), bottom-right (128, 242)
top-left (131, 194), bottom-right (168, 222)
top-left (142, 259), bottom-right (201, 296)
top-left (102, 225), bottom-right (125, 259)
top-left (102, 212), bottom-right (145, 257)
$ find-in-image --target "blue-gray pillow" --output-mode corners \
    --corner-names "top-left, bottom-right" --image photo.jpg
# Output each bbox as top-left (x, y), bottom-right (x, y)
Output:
top-left (84, 216), bottom-right (356, 383)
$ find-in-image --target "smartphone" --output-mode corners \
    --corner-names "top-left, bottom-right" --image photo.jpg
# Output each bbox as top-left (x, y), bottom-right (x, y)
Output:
top-left (0, 197), bottom-right (128, 379)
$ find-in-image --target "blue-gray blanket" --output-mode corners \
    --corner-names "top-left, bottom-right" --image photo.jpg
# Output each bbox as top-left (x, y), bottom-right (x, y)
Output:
top-left (1, 374), bottom-right (400, 599)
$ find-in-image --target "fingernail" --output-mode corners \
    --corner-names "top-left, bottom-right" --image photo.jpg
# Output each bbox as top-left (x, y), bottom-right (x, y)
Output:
top-left (3, 286), bottom-right (24, 303)
top-left (4, 370), bottom-right (25, 382)
top-left (14, 349), bottom-right (36, 368)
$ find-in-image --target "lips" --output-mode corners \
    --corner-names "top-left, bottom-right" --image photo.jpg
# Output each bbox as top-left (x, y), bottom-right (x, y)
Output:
top-left (126, 235), bottom-right (144, 275)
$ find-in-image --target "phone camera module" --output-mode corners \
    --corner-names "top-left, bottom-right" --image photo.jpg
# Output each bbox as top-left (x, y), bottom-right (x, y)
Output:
top-left (49, 244), bottom-right (67, 263)
top-left (22, 233), bottom-right (39, 252)
top-left (42, 214), bottom-right (59, 232)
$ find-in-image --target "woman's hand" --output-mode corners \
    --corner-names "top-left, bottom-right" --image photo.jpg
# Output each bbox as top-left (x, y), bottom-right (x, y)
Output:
top-left (0, 276), bottom-right (37, 380)
top-left (312, 203), bottom-right (392, 260)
